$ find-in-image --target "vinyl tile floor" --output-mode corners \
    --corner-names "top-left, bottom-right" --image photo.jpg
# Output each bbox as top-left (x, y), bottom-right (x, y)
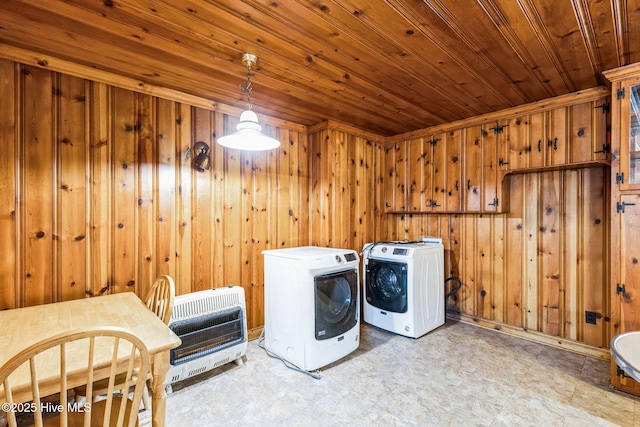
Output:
top-left (150, 320), bottom-right (640, 427)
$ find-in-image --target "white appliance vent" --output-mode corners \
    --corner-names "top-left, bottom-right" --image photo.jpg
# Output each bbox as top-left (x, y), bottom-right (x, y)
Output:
top-left (166, 286), bottom-right (248, 391)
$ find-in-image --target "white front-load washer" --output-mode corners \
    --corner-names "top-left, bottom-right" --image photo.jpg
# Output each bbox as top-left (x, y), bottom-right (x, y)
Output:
top-left (363, 240), bottom-right (444, 338)
top-left (262, 246), bottom-right (360, 371)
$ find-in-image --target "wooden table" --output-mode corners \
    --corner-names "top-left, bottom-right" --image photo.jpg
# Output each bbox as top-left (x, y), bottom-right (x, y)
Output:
top-left (0, 292), bottom-right (181, 427)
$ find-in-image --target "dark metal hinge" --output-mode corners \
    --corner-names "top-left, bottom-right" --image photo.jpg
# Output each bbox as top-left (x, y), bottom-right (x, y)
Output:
top-left (594, 143), bottom-right (610, 154)
top-left (428, 137), bottom-right (440, 146)
top-left (617, 366), bottom-right (631, 378)
top-left (594, 103), bottom-right (610, 114)
top-left (617, 88), bottom-right (626, 99)
top-left (616, 172), bottom-right (624, 184)
top-left (428, 199), bottom-right (440, 208)
top-left (490, 124), bottom-right (508, 134)
top-left (617, 283), bottom-right (626, 295)
top-left (488, 198), bottom-right (499, 207)
top-left (617, 202), bottom-right (636, 213)
top-left (499, 158), bottom-right (509, 167)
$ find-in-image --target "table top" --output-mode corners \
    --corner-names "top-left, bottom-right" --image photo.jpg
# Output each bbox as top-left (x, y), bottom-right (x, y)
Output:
top-left (0, 292), bottom-right (181, 401)
top-left (611, 331), bottom-right (640, 383)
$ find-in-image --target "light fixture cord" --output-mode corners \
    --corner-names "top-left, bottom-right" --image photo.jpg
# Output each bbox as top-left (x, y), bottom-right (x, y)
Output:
top-left (240, 62), bottom-right (253, 110)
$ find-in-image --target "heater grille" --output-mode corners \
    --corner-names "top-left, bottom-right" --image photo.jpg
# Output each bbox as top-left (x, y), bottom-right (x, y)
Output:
top-left (166, 286), bottom-right (248, 387)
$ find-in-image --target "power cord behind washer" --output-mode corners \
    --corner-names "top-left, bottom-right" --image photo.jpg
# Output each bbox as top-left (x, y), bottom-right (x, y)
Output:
top-left (257, 329), bottom-right (322, 380)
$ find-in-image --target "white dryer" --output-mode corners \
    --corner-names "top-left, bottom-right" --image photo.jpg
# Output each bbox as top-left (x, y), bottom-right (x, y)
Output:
top-left (263, 246), bottom-right (360, 371)
top-left (363, 240), bottom-right (444, 338)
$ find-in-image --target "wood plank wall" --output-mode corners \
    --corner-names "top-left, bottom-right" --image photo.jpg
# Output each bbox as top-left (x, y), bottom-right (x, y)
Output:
top-left (0, 57), bottom-right (609, 352)
top-left (0, 60), bottom-right (326, 333)
top-left (384, 167), bottom-right (609, 348)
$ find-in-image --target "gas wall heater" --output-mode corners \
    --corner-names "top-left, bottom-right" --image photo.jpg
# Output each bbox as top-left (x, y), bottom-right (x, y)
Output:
top-left (165, 286), bottom-right (247, 392)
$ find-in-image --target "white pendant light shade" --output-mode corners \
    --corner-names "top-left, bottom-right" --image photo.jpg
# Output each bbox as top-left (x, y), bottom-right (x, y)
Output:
top-left (217, 110), bottom-right (281, 151)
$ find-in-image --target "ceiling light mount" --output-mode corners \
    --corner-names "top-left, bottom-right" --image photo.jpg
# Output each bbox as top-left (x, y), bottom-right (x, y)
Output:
top-left (217, 53), bottom-right (280, 151)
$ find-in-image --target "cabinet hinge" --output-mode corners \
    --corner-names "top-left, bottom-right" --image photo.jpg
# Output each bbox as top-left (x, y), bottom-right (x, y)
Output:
top-left (498, 158), bottom-right (509, 167)
top-left (594, 143), bottom-right (610, 154)
top-left (617, 201), bottom-right (636, 213)
top-left (428, 137), bottom-right (440, 146)
top-left (616, 172), bottom-right (624, 184)
top-left (428, 199), bottom-right (440, 208)
top-left (594, 103), bottom-right (610, 114)
top-left (488, 198), bottom-right (499, 207)
top-left (490, 124), bottom-right (508, 134)
top-left (616, 283), bottom-right (626, 295)
top-left (617, 366), bottom-right (631, 378)
top-left (617, 88), bottom-right (626, 99)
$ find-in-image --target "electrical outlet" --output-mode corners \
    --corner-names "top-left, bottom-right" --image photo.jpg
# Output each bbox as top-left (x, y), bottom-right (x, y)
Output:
top-left (585, 311), bottom-right (597, 325)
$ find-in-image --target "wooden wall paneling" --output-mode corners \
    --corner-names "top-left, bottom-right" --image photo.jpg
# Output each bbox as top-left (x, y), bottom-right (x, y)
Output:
top-left (432, 133), bottom-right (446, 211)
top-left (175, 104), bottom-right (193, 297)
top-left (524, 174), bottom-right (540, 330)
top-left (581, 167), bottom-right (607, 347)
top-left (191, 108), bottom-right (214, 292)
top-left (564, 170), bottom-right (579, 341)
top-left (334, 130), bottom-right (350, 248)
top-left (507, 115), bottom-right (530, 170)
top-left (22, 65), bottom-right (54, 306)
top-left (248, 128), bottom-right (272, 329)
top-left (464, 126), bottom-right (483, 211)
top-left (309, 129), bottom-right (325, 245)
top-left (446, 214), bottom-right (462, 312)
top-left (477, 215), bottom-right (493, 319)
top-left (353, 137), bottom-right (369, 250)
top-left (56, 74), bottom-right (88, 302)
top-left (505, 174), bottom-right (524, 327)
top-left (539, 171), bottom-right (562, 336)
top-left (372, 141), bottom-right (385, 242)
top-left (211, 111), bottom-right (225, 293)
top-left (383, 144), bottom-right (396, 212)
top-left (0, 60), bottom-right (17, 309)
top-left (154, 98), bottom-right (177, 282)
top-left (493, 215), bottom-right (506, 323)
top-left (408, 137), bottom-right (424, 211)
top-left (136, 94), bottom-right (156, 298)
top-left (395, 142), bottom-right (408, 212)
top-left (89, 82), bottom-right (111, 298)
top-left (461, 215), bottom-right (477, 316)
top-left (276, 127), bottom-right (292, 249)
top-left (111, 87), bottom-right (137, 295)
top-left (296, 131), bottom-right (310, 246)
top-left (445, 129), bottom-right (462, 211)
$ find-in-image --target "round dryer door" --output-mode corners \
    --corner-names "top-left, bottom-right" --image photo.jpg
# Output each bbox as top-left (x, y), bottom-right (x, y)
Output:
top-left (365, 259), bottom-right (408, 313)
top-left (314, 269), bottom-right (358, 341)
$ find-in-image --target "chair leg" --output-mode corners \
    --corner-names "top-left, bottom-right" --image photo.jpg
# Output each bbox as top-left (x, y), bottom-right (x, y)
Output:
top-left (141, 383), bottom-right (151, 410)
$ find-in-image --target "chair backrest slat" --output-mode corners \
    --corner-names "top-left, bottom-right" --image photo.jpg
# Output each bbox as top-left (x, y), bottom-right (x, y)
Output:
top-left (145, 275), bottom-right (176, 324)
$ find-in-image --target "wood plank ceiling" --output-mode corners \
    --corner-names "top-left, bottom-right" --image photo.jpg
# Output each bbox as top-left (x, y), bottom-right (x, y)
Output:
top-left (1, 0), bottom-right (639, 136)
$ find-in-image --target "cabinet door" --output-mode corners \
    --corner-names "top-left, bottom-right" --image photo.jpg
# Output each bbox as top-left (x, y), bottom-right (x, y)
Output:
top-left (529, 111), bottom-right (547, 168)
top-left (546, 107), bottom-right (568, 165)
top-left (407, 138), bottom-right (425, 211)
top-left (483, 124), bottom-right (500, 212)
top-left (445, 129), bottom-right (462, 211)
top-left (464, 125), bottom-right (483, 211)
top-left (570, 98), bottom-right (609, 163)
top-left (384, 142), bottom-right (407, 212)
top-left (431, 133), bottom-right (446, 211)
top-left (619, 78), bottom-right (640, 190)
top-left (613, 194), bottom-right (640, 391)
top-left (506, 115), bottom-right (530, 170)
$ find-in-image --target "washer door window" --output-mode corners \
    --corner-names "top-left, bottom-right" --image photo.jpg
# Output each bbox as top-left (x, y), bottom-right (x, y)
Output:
top-left (315, 269), bottom-right (358, 341)
top-left (366, 259), bottom-right (408, 313)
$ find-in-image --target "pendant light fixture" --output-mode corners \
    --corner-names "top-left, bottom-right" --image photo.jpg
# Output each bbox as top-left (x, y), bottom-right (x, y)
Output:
top-left (217, 53), bottom-right (281, 151)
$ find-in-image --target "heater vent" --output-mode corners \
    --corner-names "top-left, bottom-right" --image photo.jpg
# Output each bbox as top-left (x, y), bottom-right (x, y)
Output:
top-left (166, 286), bottom-right (248, 387)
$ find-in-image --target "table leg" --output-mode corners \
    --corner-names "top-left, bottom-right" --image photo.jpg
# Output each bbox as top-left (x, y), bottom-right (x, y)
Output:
top-left (150, 351), bottom-right (170, 427)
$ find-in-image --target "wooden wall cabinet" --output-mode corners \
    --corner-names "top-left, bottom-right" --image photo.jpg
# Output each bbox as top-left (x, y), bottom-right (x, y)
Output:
top-left (605, 63), bottom-right (640, 396)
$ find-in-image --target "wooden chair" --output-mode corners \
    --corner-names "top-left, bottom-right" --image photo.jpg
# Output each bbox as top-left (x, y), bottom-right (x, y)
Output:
top-left (75, 276), bottom-right (176, 412)
top-left (144, 275), bottom-right (175, 326)
top-left (0, 326), bottom-right (150, 427)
